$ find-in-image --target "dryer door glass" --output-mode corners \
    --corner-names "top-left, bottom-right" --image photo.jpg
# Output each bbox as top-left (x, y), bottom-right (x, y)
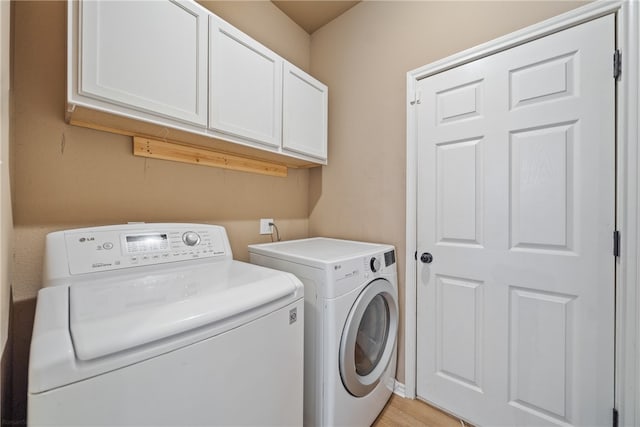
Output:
top-left (339, 278), bottom-right (398, 397)
top-left (355, 295), bottom-right (389, 376)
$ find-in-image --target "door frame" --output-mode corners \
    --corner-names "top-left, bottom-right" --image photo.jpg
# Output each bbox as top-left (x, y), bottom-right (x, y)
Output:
top-left (404, 1), bottom-right (640, 425)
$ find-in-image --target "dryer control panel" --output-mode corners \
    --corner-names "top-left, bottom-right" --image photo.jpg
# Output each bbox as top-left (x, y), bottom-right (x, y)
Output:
top-left (44, 224), bottom-right (233, 279)
top-left (331, 250), bottom-right (396, 284)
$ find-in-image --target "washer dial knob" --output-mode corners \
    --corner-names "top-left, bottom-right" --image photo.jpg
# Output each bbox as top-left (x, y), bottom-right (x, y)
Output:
top-left (370, 257), bottom-right (381, 273)
top-left (182, 231), bottom-right (201, 246)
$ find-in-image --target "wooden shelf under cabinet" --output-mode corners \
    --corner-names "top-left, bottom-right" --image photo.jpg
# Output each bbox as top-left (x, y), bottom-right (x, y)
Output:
top-left (67, 106), bottom-right (319, 177)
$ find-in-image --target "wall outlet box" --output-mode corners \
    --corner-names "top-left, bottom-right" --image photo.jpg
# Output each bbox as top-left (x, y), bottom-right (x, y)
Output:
top-left (260, 218), bottom-right (273, 235)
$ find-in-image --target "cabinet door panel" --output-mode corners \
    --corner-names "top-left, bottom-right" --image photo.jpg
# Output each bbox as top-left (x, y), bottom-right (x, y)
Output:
top-left (80, 0), bottom-right (207, 126)
top-left (283, 63), bottom-right (328, 160)
top-left (209, 17), bottom-right (282, 147)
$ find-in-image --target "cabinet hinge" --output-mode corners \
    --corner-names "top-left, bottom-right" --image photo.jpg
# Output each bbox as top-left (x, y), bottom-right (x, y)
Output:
top-left (614, 49), bottom-right (622, 80)
top-left (410, 90), bottom-right (422, 106)
top-left (612, 407), bottom-right (619, 427)
top-left (613, 230), bottom-right (620, 258)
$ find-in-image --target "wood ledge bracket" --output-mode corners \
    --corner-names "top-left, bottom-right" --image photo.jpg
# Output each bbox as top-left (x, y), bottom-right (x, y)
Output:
top-left (132, 136), bottom-right (288, 178)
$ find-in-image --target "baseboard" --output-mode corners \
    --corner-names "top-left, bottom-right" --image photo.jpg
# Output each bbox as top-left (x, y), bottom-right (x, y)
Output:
top-left (393, 380), bottom-right (406, 398)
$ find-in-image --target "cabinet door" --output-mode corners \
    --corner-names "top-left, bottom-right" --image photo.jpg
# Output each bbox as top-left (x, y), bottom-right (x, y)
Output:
top-left (79, 0), bottom-right (208, 126)
top-left (282, 63), bottom-right (328, 161)
top-left (209, 16), bottom-right (282, 147)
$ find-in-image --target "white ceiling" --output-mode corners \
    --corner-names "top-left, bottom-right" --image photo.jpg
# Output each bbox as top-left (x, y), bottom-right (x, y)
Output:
top-left (272, 1), bottom-right (360, 34)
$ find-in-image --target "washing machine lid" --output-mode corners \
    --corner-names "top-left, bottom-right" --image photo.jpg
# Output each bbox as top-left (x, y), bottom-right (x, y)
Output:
top-left (69, 260), bottom-right (301, 361)
top-left (249, 237), bottom-right (394, 268)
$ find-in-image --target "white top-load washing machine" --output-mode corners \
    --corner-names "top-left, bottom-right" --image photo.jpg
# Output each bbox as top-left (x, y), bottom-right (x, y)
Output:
top-left (28, 223), bottom-right (304, 426)
top-left (248, 238), bottom-right (398, 427)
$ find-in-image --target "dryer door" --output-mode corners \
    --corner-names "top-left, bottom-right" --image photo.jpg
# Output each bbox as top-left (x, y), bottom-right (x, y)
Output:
top-left (339, 278), bottom-right (398, 397)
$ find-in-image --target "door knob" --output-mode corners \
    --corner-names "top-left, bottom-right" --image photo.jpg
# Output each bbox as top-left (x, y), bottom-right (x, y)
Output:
top-left (420, 252), bottom-right (433, 264)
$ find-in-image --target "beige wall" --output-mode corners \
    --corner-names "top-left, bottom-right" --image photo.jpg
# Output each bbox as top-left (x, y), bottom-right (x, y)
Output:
top-left (308, 0), bottom-right (586, 383)
top-left (1, 0), bottom-right (12, 420)
top-left (11, 1), bottom-right (311, 302)
top-left (198, 0), bottom-right (310, 72)
top-left (1, 0), bottom-right (11, 352)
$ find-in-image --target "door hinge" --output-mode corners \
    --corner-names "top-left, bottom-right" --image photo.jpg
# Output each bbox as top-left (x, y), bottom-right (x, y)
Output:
top-left (612, 407), bottom-right (618, 427)
top-left (614, 49), bottom-right (622, 80)
top-left (410, 90), bottom-right (422, 106)
top-left (613, 230), bottom-right (620, 257)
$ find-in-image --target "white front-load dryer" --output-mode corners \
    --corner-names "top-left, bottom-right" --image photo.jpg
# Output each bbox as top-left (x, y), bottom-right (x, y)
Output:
top-left (249, 238), bottom-right (398, 426)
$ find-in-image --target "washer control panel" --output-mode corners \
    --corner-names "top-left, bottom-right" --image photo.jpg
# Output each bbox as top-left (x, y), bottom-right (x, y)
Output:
top-left (62, 225), bottom-right (230, 275)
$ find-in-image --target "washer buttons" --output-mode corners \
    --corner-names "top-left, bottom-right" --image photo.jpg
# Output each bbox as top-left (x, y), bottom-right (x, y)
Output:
top-left (103, 242), bottom-right (114, 250)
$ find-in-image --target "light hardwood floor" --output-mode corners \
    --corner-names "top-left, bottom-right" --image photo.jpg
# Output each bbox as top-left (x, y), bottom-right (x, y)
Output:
top-left (373, 394), bottom-right (468, 427)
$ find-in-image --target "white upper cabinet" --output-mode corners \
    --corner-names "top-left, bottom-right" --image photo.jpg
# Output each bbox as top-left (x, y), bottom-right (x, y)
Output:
top-left (78, 0), bottom-right (208, 126)
top-left (283, 63), bottom-right (328, 161)
top-left (68, 0), bottom-right (328, 167)
top-left (209, 16), bottom-right (283, 148)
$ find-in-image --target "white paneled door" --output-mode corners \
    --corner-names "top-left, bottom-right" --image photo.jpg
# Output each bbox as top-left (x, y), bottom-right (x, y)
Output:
top-left (416, 15), bottom-right (615, 426)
